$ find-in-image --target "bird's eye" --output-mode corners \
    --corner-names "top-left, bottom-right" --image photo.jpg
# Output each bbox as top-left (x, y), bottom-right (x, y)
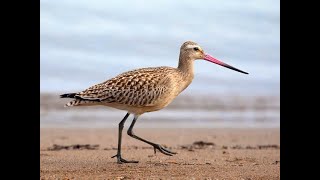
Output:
top-left (193, 47), bottom-right (199, 51)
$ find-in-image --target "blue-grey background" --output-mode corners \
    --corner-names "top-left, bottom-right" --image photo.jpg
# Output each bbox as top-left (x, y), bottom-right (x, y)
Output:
top-left (40, 0), bottom-right (279, 96)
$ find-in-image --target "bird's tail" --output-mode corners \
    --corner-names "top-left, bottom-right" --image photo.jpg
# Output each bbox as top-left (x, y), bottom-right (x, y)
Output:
top-left (60, 93), bottom-right (98, 107)
top-left (60, 93), bottom-right (78, 107)
top-left (60, 93), bottom-right (76, 98)
top-left (64, 99), bottom-right (97, 107)
top-left (64, 99), bottom-right (81, 107)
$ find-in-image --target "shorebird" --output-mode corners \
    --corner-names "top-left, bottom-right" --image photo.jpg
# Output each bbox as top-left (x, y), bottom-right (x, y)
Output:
top-left (60, 41), bottom-right (248, 164)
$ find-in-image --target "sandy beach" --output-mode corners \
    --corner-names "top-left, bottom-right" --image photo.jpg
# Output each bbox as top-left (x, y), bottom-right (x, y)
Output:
top-left (40, 128), bottom-right (280, 179)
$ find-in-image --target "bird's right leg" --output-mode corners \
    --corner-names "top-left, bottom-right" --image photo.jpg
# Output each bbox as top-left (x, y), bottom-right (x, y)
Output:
top-left (111, 113), bottom-right (139, 164)
top-left (127, 115), bottom-right (177, 156)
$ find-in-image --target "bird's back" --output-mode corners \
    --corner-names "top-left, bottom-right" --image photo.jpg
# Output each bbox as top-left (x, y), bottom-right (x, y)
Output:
top-left (63, 66), bottom-right (183, 114)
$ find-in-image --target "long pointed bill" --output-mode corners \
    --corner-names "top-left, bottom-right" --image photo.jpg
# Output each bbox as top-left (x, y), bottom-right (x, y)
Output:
top-left (204, 54), bottom-right (249, 74)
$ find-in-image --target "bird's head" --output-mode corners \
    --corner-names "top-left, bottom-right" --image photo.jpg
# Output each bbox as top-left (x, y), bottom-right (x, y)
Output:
top-left (180, 41), bottom-right (248, 74)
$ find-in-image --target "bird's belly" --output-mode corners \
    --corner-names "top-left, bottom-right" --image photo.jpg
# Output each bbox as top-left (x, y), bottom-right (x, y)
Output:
top-left (103, 95), bottom-right (175, 115)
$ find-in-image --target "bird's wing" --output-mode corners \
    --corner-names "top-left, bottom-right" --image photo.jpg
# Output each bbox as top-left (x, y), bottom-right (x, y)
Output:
top-left (75, 67), bottom-right (174, 106)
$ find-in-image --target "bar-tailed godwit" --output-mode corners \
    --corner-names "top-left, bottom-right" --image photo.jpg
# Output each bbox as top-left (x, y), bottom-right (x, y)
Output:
top-left (60, 41), bottom-right (248, 163)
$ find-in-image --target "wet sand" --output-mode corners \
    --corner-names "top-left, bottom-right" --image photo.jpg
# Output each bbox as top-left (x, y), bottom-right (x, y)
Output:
top-left (40, 128), bottom-right (280, 179)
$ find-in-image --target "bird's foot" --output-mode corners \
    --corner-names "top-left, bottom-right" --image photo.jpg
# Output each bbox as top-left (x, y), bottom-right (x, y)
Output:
top-left (111, 154), bottom-right (139, 164)
top-left (153, 144), bottom-right (177, 156)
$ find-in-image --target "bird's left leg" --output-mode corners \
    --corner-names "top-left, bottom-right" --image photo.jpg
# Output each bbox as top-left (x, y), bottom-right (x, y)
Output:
top-left (127, 115), bottom-right (177, 156)
top-left (111, 113), bottom-right (139, 163)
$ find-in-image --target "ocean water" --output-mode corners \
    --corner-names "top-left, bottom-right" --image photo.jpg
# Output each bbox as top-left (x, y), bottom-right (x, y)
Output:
top-left (40, 109), bottom-right (279, 128)
top-left (40, 0), bottom-right (280, 96)
top-left (41, 94), bottom-right (280, 128)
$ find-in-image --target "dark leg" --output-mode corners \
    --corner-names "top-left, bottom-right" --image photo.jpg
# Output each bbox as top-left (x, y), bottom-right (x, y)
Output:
top-left (127, 115), bottom-right (177, 156)
top-left (111, 113), bottom-right (139, 164)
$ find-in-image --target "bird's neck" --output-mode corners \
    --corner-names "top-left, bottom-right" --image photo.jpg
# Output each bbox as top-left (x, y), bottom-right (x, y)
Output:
top-left (177, 53), bottom-right (195, 91)
top-left (177, 54), bottom-right (195, 76)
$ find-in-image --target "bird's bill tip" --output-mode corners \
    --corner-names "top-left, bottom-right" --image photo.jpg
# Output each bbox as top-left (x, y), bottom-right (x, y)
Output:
top-left (203, 53), bottom-right (249, 74)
